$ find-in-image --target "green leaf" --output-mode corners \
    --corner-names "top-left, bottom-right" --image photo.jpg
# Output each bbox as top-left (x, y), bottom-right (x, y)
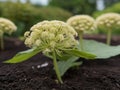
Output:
top-left (4, 48), bottom-right (41, 63)
top-left (64, 49), bottom-right (96, 59)
top-left (58, 56), bottom-right (82, 76)
top-left (17, 48), bottom-right (35, 55)
top-left (79, 40), bottom-right (120, 59)
top-left (56, 54), bottom-right (73, 61)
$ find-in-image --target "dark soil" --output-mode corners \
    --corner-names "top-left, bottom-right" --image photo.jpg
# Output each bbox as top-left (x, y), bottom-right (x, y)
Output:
top-left (0, 35), bottom-right (120, 90)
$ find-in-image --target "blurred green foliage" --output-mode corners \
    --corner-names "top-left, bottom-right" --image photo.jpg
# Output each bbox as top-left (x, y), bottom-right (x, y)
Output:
top-left (93, 2), bottom-right (120, 18)
top-left (49, 0), bottom-right (96, 15)
top-left (104, 0), bottom-right (120, 7)
top-left (0, 1), bottom-right (72, 36)
top-left (38, 7), bottom-right (72, 21)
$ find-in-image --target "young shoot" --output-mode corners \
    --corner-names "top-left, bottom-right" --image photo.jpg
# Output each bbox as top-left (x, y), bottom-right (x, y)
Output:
top-left (0, 18), bottom-right (17, 50)
top-left (5, 20), bottom-right (96, 84)
top-left (67, 15), bottom-right (95, 51)
top-left (96, 13), bottom-right (120, 45)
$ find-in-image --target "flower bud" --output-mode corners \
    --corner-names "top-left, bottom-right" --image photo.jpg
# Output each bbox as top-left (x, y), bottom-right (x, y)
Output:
top-left (0, 18), bottom-right (17, 34)
top-left (49, 33), bottom-right (55, 40)
top-left (41, 31), bottom-right (49, 39)
top-left (24, 31), bottom-right (30, 37)
top-left (56, 34), bottom-right (64, 41)
top-left (24, 38), bottom-right (34, 47)
top-left (35, 40), bottom-right (41, 47)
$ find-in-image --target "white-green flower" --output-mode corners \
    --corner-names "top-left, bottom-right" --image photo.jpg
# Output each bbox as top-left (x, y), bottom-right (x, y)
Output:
top-left (67, 15), bottom-right (95, 50)
top-left (24, 20), bottom-right (78, 83)
top-left (0, 18), bottom-right (17, 50)
top-left (0, 18), bottom-right (17, 34)
top-left (24, 20), bottom-right (78, 54)
top-left (96, 13), bottom-right (120, 45)
top-left (67, 15), bottom-right (95, 34)
top-left (96, 13), bottom-right (120, 30)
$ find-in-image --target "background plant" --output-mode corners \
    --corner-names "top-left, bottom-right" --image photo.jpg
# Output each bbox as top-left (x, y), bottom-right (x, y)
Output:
top-left (93, 2), bottom-right (120, 35)
top-left (49, 0), bottom-right (96, 15)
top-left (0, 18), bottom-right (17, 50)
top-left (67, 15), bottom-right (96, 50)
top-left (96, 13), bottom-right (120, 45)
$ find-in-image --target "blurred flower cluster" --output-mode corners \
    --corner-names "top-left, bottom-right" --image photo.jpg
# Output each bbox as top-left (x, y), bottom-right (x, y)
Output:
top-left (67, 15), bottom-right (96, 34)
top-left (96, 13), bottom-right (120, 30)
top-left (0, 18), bottom-right (17, 35)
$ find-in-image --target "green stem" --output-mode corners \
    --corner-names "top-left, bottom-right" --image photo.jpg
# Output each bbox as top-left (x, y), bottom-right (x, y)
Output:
top-left (79, 32), bottom-right (83, 51)
top-left (53, 50), bottom-right (63, 84)
top-left (0, 32), bottom-right (4, 50)
top-left (107, 29), bottom-right (112, 45)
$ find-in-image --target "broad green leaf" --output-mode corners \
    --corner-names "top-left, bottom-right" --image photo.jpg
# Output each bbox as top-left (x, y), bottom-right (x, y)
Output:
top-left (17, 48), bottom-right (35, 55)
top-left (4, 48), bottom-right (41, 63)
top-left (79, 40), bottom-right (120, 59)
top-left (64, 49), bottom-right (96, 59)
top-left (56, 54), bottom-right (73, 61)
top-left (58, 56), bottom-right (82, 76)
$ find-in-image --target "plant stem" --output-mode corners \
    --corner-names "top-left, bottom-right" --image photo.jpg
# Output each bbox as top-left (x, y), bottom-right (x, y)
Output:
top-left (0, 32), bottom-right (4, 50)
top-left (107, 29), bottom-right (112, 45)
top-left (53, 50), bottom-right (63, 84)
top-left (79, 32), bottom-right (83, 51)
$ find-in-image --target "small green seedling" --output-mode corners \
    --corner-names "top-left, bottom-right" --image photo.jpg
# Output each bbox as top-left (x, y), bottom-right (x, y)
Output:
top-left (67, 15), bottom-right (96, 51)
top-left (96, 13), bottom-right (120, 45)
top-left (4, 20), bottom-right (96, 84)
top-left (0, 18), bottom-right (17, 50)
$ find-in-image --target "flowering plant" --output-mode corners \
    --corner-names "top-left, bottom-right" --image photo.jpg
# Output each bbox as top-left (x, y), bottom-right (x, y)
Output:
top-left (96, 13), bottom-right (120, 45)
top-left (5, 20), bottom-right (96, 84)
top-left (67, 15), bottom-right (96, 50)
top-left (0, 18), bottom-right (17, 50)
top-left (24, 20), bottom-right (78, 54)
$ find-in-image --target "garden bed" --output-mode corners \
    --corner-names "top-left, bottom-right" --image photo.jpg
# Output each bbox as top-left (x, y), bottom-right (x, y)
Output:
top-left (0, 35), bottom-right (120, 90)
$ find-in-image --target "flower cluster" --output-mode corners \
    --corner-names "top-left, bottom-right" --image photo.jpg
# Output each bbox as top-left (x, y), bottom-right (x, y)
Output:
top-left (24, 20), bottom-right (78, 54)
top-left (96, 13), bottom-right (120, 30)
top-left (0, 18), bottom-right (17, 34)
top-left (67, 15), bottom-right (95, 34)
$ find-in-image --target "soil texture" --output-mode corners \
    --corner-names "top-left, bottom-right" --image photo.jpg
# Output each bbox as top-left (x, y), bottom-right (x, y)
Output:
top-left (0, 35), bottom-right (120, 90)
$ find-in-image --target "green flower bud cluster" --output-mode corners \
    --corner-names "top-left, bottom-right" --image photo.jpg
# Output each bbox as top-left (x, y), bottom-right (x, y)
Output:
top-left (0, 18), bottom-right (17, 34)
top-left (67, 15), bottom-right (95, 34)
top-left (96, 13), bottom-right (120, 30)
top-left (24, 20), bottom-right (78, 54)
